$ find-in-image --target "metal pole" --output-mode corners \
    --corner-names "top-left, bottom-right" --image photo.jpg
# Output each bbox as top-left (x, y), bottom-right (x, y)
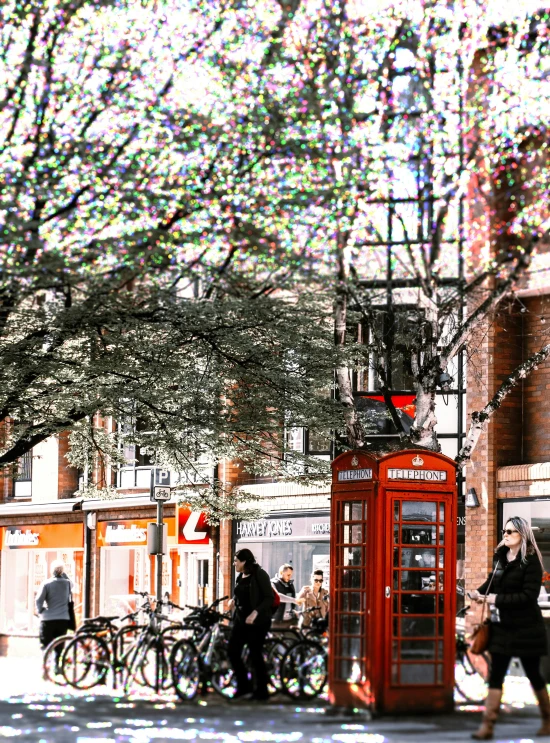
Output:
top-left (156, 500), bottom-right (163, 604)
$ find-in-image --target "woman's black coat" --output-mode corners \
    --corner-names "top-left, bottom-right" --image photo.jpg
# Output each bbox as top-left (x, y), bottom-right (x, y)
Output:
top-left (477, 546), bottom-right (547, 657)
top-left (235, 566), bottom-right (273, 626)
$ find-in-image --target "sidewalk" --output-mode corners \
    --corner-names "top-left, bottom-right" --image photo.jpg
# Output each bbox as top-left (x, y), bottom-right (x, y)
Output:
top-left (0, 656), bottom-right (545, 742)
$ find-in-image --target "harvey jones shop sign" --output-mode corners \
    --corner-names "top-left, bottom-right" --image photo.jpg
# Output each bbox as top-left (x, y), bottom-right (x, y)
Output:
top-left (236, 515), bottom-right (330, 541)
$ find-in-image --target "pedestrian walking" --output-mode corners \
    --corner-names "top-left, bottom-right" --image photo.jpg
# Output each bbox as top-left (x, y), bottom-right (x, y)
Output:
top-left (271, 564), bottom-right (298, 629)
top-left (470, 516), bottom-right (550, 740)
top-left (296, 570), bottom-right (328, 628)
top-left (36, 560), bottom-right (73, 671)
top-left (228, 548), bottom-right (273, 700)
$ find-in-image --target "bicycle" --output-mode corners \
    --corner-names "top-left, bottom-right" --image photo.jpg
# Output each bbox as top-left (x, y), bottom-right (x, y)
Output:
top-left (60, 599), bottom-right (150, 690)
top-left (278, 609), bottom-right (328, 700)
top-left (170, 597), bottom-right (234, 701)
top-left (455, 605), bottom-right (490, 704)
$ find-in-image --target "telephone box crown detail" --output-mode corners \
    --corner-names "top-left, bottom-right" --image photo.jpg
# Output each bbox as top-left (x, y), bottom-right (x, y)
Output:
top-left (351, 455), bottom-right (359, 467)
top-left (412, 455), bottom-right (424, 467)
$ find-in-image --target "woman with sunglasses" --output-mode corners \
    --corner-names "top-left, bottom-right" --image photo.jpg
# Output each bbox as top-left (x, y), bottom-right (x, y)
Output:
top-left (296, 570), bottom-right (329, 628)
top-left (470, 516), bottom-right (549, 740)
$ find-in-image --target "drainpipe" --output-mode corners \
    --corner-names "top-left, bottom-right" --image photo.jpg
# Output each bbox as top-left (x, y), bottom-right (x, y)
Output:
top-left (83, 512), bottom-right (96, 619)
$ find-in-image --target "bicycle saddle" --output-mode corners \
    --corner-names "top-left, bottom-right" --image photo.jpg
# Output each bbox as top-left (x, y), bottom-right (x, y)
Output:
top-left (82, 615), bottom-right (119, 624)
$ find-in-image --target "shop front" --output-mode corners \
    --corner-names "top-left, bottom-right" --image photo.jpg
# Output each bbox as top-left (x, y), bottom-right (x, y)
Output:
top-left (177, 507), bottom-right (212, 608)
top-left (97, 517), bottom-right (177, 615)
top-left (0, 521), bottom-right (84, 635)
top-left (234, 511), bottom-right (330, 592)
top-left (498, 498), bottom-right (550, 578)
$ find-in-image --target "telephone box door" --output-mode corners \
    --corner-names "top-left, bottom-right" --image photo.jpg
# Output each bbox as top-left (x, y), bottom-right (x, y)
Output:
top-left (378, 451), bottom-right (457, 713)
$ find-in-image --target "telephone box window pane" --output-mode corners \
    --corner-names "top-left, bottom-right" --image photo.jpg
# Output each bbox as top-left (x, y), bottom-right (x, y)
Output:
top-left (438, 572), bottom-right (444, 591)
top-left (439, 525), bottom-right (445, 544)
top-left (392, 663), bottom-right (398, 683)
top-left (438, 640), bottom-right (444, 658)
top-left (437, 664), bottom-right (443, 683)
top-left (351, 525), bottom-right (362, 543)
top-left (344, 503), bottom-right (362, 521)
top-left (339, 659), bottom-right (352, 680)
top-left (401, 548), bottom-right (436, 569)
top-left (392, 641), bottom-right (398, 660)
top-left (341, 614), bottom-right (362, 634)
top-left (438, 618), bottom-right (444, 635)
top-left (401, 594), bottom-right (436, 614)
top-left (400, 641), bottom-right (436, 660)
top-left (342, 592), bottom-right (363, 612)
top-left (438, 550), bottom-right (445, 568)
top-left (438, 594), bottom-right (445, 613)
top-left (439, 503), bottom-right (445, 521)
top-left (394, 502), bottom-right (400, 521)
top-left (394, 524), bottom-right (399, 543)
top-left (343, 547), bottom-right (363, 566)
top-left (400, 663), bottom-right (435, 684)
top-left (393, 571), bottom-right (399, 590)
top-left (402, 502), bottom-right (437, 522)
top-left (400, 570), bottom-right (435, 591)
top-left (341, 569), bottom-right (362, 589)
top-left (393, 548), bottom-right (399, 567)
top-left (401, 526), bottom-right (436, 545)
top-left (401, 617), bottom-right (436, 637)
top-left (339, 636), bottom-right (361, 657)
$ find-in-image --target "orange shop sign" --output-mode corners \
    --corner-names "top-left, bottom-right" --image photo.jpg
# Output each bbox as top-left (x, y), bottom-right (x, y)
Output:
top-left (1, 522), bottom-right (84, 550)
top-left (177, 506), bottom-right (210, 545)
top-left (97, 518), bottom-right (176, 547)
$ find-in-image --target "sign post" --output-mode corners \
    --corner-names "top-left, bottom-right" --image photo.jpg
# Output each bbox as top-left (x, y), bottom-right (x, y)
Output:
top-left (150, 468), bottom-right (171, 604)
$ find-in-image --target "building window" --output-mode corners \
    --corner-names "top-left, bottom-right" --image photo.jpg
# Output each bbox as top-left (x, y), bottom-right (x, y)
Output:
top-left (13, 451), bottom-right (32, 498)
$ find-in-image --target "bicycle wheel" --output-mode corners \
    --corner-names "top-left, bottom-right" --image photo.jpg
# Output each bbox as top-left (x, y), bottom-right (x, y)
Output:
top-left (264, 636), bottom-right (290, 694)
top-left (281, 640), bottom-right (327, 699)
top-left (112, 624), bottom-right (146, 685)
top-left (170, 639), bottom-right (200, 701)
top-left (43, 634), bottom-right (72, 685)
top-left (455, 649), bottom-right (489, 704)
top-left (139, 635), bottom-right (174, 692)
top-left (210, 643), bottom-right (238, 698)
top-left (62, 633), bottom-right (110, 689)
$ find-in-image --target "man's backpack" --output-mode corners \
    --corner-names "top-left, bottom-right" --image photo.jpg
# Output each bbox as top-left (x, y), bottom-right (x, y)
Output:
top-left (271, 586), bottom-right (281, 615)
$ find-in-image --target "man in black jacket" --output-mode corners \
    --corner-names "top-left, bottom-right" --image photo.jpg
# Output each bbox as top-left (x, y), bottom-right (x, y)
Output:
top-left (271, 564), bottom-right (298, 628)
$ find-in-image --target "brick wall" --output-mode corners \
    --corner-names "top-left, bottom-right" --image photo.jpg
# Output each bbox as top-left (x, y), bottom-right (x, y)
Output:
top-left (57, 432), bottom-right (80, 499)
top-left (522, 295), bottom-right (550, 463)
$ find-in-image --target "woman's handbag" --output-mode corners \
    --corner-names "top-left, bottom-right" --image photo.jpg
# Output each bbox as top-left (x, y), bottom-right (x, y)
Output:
top-left (469, 563), bottom-right (499, 655)
top-left (68, 588), bottom-right (76, 632)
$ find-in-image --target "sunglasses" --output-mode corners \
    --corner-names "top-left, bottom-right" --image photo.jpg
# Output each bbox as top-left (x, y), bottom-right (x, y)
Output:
top-left (502, 529), bottom-right (519, 536)
top-left (313, 578), bottom-right (323, 583)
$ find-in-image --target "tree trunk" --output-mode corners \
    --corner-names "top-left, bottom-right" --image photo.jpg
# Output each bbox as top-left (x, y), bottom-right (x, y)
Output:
top-left (334, 255), bottom-right (365, 450)
top-left (409, 383), bottom-right (440, 451)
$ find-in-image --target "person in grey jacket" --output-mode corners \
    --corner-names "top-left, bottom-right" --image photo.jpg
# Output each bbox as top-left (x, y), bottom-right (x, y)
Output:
top-left (36, 560), bottom-right (72, 665)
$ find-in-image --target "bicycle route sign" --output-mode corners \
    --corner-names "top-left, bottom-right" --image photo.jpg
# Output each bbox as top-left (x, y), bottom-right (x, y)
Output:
top-left (151, 486), bottom-right (172, 503)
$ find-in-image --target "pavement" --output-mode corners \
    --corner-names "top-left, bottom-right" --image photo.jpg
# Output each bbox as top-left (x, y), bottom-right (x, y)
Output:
top-left (0, 656), bottom-right (547, 743)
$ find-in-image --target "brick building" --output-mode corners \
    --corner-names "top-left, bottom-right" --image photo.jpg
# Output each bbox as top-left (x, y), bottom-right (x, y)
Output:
top-left (466, 287), bottom-right (550, 595)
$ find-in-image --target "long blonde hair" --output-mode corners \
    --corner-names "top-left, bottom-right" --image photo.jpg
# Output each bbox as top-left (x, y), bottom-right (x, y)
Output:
top-left (496, 515), bottom-right (544, 568)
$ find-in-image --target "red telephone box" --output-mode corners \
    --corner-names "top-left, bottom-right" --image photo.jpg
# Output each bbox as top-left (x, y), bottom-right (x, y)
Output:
top-left (329, 449), bottom-right (457, 714)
